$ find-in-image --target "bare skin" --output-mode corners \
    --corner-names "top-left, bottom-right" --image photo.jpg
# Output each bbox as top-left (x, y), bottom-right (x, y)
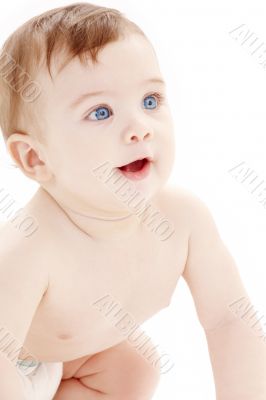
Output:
top-left (18, 185), bottom-right (188, 362)
top-left (0, 185), bottom-right (188, 398)
top-left (2, 31), bottom-right (265, 399)
top-left (1, 32), bottom-right (182, 399)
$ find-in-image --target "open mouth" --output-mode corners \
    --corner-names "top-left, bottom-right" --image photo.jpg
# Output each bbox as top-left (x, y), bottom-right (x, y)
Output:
top-left (117, 158), bottom-right (149, 172)
top-left (116, 158), bottom-right (151, 181)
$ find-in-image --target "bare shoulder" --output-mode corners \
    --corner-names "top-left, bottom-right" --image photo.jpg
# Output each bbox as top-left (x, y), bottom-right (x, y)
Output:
top-left (0, 219), bottom-right (49, 292)
top-left (157, 184), bottom-right (207, 207)
top-left (155, 184), bottom-right (210, 232)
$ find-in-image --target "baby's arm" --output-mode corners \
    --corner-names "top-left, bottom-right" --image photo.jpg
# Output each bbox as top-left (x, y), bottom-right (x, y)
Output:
top-left (0, 239), bottom-right (49, 399)
top-left (181, 193), bottom-right (266, 399)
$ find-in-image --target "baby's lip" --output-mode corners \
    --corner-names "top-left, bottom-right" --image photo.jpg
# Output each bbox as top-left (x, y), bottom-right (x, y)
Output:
top-left (116, 155), bottom-right (153, 169)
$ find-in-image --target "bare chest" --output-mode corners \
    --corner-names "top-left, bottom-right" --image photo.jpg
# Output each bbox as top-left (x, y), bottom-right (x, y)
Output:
top-left (23, 225), bottom-right (188, 361)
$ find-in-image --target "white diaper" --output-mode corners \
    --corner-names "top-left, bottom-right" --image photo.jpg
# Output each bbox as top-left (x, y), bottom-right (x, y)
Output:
top-left (16, 358), bottom-right (63, 400)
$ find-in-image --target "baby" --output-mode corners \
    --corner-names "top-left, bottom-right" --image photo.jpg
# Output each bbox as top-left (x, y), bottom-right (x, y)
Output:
top-left (0, 2), bottom-right (266, 400)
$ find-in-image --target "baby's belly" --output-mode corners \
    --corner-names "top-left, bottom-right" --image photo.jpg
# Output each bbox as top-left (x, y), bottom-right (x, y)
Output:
top-left (20, 284), bottom-right (175, 363)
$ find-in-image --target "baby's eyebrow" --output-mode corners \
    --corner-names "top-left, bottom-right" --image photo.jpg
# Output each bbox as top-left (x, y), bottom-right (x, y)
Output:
top-left (68, 77), bottom-right (165, 110)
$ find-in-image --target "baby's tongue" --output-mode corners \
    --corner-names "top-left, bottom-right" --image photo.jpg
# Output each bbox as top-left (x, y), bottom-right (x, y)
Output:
top-left (119, 159), bottom-right (145, 172)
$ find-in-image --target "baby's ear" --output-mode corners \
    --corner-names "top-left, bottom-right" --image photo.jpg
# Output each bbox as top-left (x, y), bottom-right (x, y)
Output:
top-left (6, 133), bottom-right (53, 182)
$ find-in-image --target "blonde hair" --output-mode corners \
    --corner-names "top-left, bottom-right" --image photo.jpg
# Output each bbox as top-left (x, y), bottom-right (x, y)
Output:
top-left (0, 2), bottom-right (146, 144)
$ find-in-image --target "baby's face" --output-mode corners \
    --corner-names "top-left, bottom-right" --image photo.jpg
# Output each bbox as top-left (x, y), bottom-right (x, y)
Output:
top-left (36, 34), bottom-right (176, 214)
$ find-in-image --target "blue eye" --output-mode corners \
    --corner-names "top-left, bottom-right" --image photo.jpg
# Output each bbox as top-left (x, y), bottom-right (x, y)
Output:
top-left (143, 94), bottom-right (159, 109)
top-left (85, 92), bottom-right (165, 121)
top-left (89, 107), bottom-right (110, 121)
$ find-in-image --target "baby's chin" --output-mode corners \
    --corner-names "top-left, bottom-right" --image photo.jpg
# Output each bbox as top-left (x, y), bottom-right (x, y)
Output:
top-left (51, 157), bottom-right (168, 214)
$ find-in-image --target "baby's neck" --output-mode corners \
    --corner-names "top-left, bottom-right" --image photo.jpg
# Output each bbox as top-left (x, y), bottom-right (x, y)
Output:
top-left (25, 187), bottom-right (144, 243)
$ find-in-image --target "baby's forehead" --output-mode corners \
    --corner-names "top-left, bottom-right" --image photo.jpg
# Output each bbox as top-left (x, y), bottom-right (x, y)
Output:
top-left (35, 36), bottom-right (162, 108)
top-left (44, 35), bottom-right (157, 81)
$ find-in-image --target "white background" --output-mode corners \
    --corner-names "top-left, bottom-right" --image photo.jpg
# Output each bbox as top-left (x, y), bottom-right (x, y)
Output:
top-left (1, 1), bottom-right (266, 399)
